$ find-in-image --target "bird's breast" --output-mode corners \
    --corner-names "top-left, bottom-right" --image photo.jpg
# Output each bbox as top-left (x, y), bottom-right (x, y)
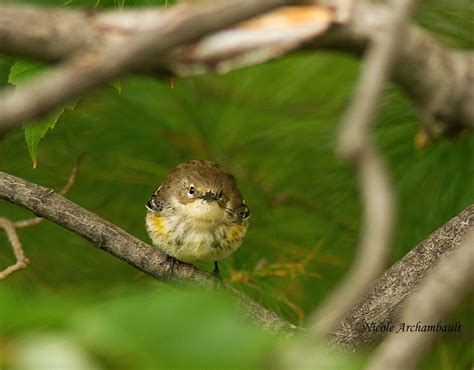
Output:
top-left (146, 197), bottom-right (248, 263)
top-left (181, 199), bottom-right (225, 224)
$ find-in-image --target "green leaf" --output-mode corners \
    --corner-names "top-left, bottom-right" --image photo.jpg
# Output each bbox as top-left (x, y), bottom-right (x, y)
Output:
top-left (110, 79), bottom-right (122, 94)
top-left (24, 110), bottom-right (64, 169)
top-left (9, 60), bottom-right (78, 167)
top-left (8, 61), bottom-right (45, 86)
top-left (65, 98), bottom-right (79, 111)
top-left (0, 56), bottom-right (15, 87)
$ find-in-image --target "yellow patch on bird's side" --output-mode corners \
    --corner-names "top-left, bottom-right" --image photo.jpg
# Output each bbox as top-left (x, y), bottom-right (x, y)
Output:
top-left (148, 213), bottom-right (167, 236)
top-left (227, 223), bottom-right (246, 242)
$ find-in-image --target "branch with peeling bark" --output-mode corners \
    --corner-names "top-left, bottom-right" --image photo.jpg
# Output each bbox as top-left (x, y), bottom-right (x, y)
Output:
top-left (0, 0), bottom-right (295, 132)
top-left (0, 1), bottom-right (473, 134)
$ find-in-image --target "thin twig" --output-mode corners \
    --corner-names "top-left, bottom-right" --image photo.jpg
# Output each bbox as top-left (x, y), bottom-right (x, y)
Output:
top-left (1, 155), bottom-right (85, 278)
top-left (308, 0), bottom-right (416, 339)
top-left (12, 215), bottom-right (43, 229)
top-left (337, 0), bottom-right (417, 158)
top-left (14, 153), bottom-right (84, 228)
top-left (0, 217), bottom-right (30, 280)
top-left (366, 230), bottom-right (474, 370)
top-left (59, 152), bottom-right (85, 196)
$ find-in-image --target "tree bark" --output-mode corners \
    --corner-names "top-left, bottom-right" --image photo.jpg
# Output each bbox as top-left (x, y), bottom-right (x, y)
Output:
top-left (0, 2), bottom-right (472, 132)
top-left (329, 204), bottom-right (474, 349)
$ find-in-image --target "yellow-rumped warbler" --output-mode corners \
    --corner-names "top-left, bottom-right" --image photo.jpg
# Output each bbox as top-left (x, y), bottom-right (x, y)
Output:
top-left (145, 160), bottom-right (249, 274)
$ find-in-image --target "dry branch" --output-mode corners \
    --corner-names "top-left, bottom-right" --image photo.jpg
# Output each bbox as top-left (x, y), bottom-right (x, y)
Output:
top-left (0, 217), bottom-right (30, 280)
top-left (0, 1), bottom-right (472, 133)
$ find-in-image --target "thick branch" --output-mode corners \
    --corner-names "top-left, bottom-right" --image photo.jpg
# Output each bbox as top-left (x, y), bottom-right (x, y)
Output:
top-left (0, 0), bottom-right (294, 133)
top-left (0, 170), bottom-right (298, 334)
top-left (329, 204), bottom-right (474, 349)
top-left (0, 2), bottom-right (472, 131)
top-left (317, 2), bottom-right (474, 132)
top-left (366, 230), bottom-right (474, 370)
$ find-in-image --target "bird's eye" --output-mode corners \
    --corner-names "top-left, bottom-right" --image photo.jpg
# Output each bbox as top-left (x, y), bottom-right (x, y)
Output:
top-left (188, 186), bottom-right (196, 197)
top-left (218, 190), bottom-right (223, 199)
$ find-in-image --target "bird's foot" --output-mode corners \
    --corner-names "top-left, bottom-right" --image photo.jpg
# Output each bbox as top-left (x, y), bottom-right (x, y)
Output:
top-left (165, 254), bottom-right (181, 279)
top-left (209, 261), bottom-right (224, 289)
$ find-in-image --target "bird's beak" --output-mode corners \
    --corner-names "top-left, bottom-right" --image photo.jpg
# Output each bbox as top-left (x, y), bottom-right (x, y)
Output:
top-left (200, 191), bottom-right (218, 202)
top-left (146, 199), bottom-right (157, 212)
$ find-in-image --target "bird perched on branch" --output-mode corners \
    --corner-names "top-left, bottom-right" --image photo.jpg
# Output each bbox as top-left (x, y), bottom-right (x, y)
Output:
top-left (145, 160), bottom-right (249, 276)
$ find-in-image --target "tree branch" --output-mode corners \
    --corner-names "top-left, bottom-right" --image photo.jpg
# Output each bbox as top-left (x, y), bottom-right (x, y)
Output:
top-left (0, 170), bottom-right (298, 334)
top-left (14, 152), bottom-right (84, 228)
top-left (366, 230), bottom-right (474, 370)
top-left (0, 2), bottom-right (472, 133)
top-left (308, 0), bottom-right (414, 339)
top-left (329, 204), bottom-right (474, 349)
top-left (318, 2), bottom-right (474, 134)
top-left (0, 155), bottom-right (83, 279)
top-left (0, 0), bottom-right (295, 133)
top-left (0, 217), bottom-right (30, 280)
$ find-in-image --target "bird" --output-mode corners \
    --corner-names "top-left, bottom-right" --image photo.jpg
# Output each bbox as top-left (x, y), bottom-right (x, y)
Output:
top-left (145, 160), bottom-right (250, 276)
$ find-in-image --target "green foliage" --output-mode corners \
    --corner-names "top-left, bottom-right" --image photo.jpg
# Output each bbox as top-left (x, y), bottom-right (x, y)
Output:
top-left (72, 289), bottom-right (275, 369)
top-left (110, 79), bottom-right (122, 94)
top-left (417, 0), bottom-right (474, 48)
top-left (0, 56), bottom-right (14, 87)
top-left (0, 287), bottom-right (279, 370)
top-left (8, 61), bottom-right (77, 167)
top-left (0, 0), bottom-right (472, 369)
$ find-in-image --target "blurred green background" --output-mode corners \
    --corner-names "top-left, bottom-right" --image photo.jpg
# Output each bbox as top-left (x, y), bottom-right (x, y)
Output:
top-left (0, 0), bottom-right (473, 369)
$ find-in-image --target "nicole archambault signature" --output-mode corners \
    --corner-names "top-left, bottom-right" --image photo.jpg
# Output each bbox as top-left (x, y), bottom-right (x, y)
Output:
top-left (361, 321), bottom-right (462, 334)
